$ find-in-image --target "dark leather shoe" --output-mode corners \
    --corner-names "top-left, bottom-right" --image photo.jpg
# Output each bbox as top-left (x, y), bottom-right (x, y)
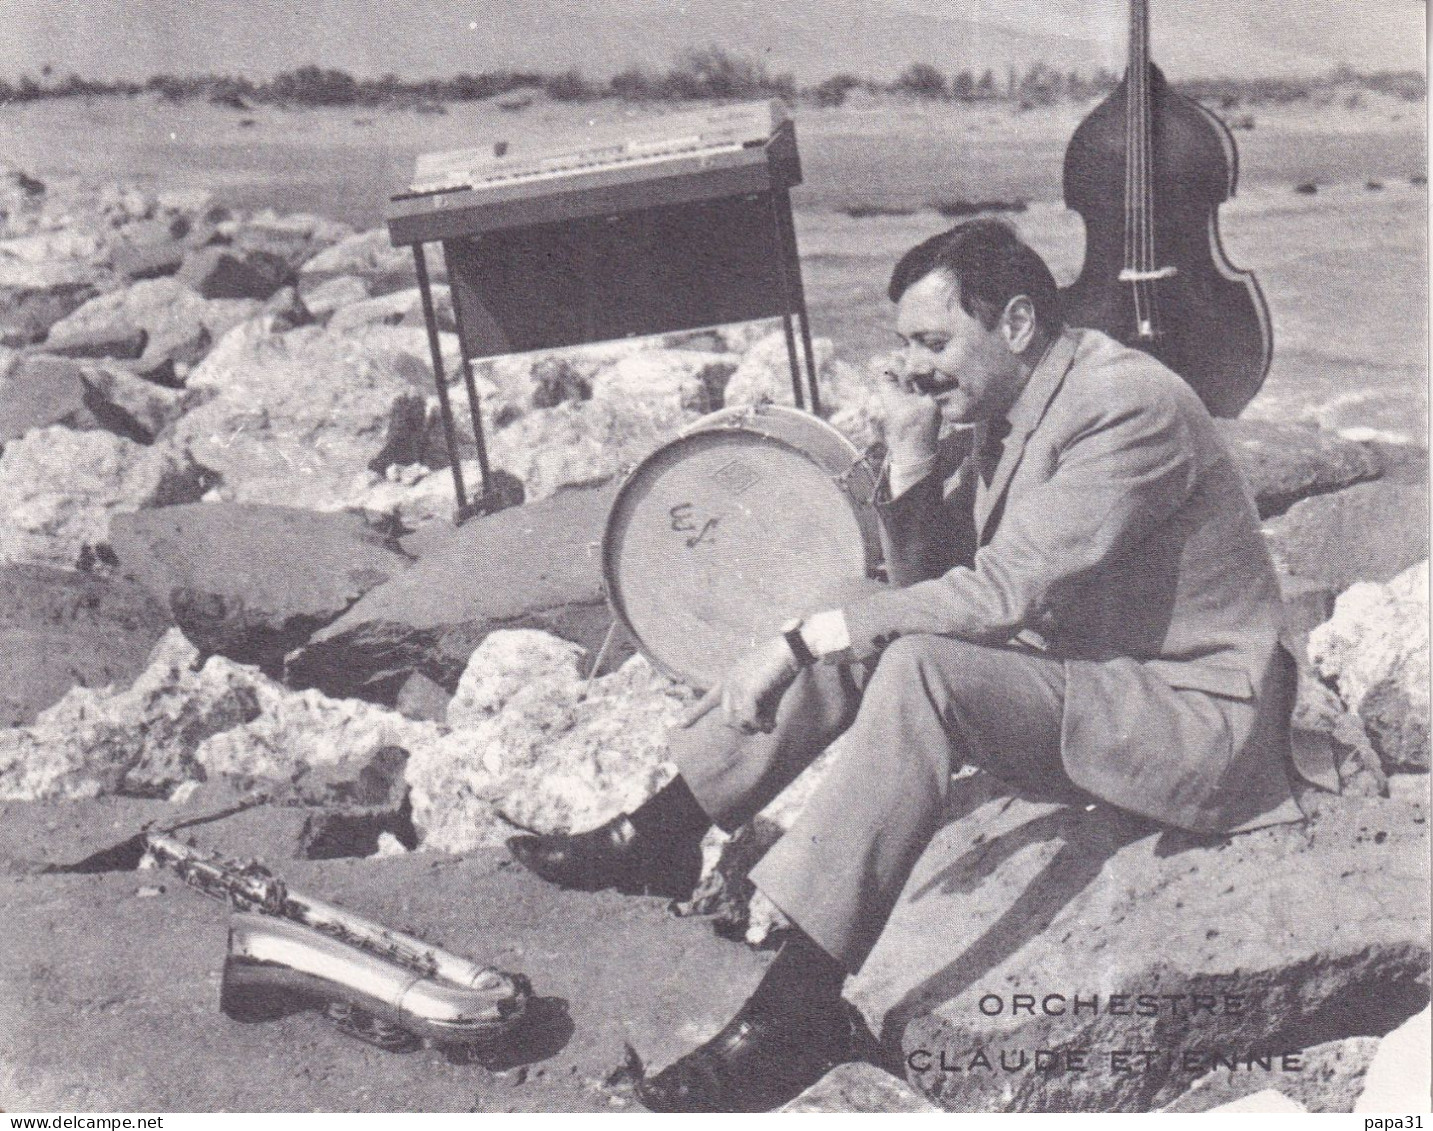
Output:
top-left (635, 993), bottom-right (855, 1112)
top-left (506, 814), bottom-right (701, 900)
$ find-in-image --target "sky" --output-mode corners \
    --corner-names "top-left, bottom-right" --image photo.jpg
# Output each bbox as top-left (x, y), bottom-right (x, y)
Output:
top-left (0, 0), bottom-right (1426, 84)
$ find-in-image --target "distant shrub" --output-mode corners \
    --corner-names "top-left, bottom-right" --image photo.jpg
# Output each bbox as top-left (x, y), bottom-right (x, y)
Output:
top-left (656, 46), bottom-right (794, 100)
top-left (267, 65), bottom-right (359, 106)
top-left (544, 69), bottom-right (597, 101)
top-left (892, 63), bottom-right (948, 100)
top-left (1361, 70), bottom-right (1427, 101)
top-left (810, 73), bottom-right (864, 108)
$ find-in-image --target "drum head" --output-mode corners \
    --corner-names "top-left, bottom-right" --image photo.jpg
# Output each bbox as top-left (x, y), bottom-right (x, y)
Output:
top-left (604, 409), bottom-right (877, 687)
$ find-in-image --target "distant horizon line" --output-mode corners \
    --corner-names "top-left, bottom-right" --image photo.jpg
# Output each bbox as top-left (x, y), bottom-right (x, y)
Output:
top-left (1, 55), bottom-right (1423, 92)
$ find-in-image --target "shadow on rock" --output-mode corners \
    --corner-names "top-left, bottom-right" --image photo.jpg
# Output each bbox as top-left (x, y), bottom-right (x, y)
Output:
top-left (448, 995), bottom-right (575, 1070)
top-left (879, 803), bottom-right (1157, 1054)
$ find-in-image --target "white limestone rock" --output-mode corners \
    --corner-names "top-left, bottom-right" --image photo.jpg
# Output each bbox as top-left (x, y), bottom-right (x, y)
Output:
top-left (588, 348), bottom-right (731, 417)
top-left (485, 397), bottom-right (676, 502)
top-left (170, 321), bottom-right (439, 510)
top-left (194, 683), bottom-right (443, 787)
top-left (0, 629), bottom-right (261, 800)
top-left (405, 629), bottom-right (690, 852)
top-left (297, 227), bottom-right (437, 295)
top-left (302, 274), bottom-right (371, 320)
top-left (1310, 561), bottom-right (1430, 772)
top-left (0, 425), bottom-right (209, 566)
top-left (326, 285), bottom-right (454, 334)
top-left (46, 277), bottom-right (254, 352)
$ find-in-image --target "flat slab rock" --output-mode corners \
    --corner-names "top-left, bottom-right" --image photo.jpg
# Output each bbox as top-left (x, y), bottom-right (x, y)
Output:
top-left (0, 563), bottom-right (171, 727)
top-left (0, 838), bottom-right (769, 1113)
top-left (847, 776), bottom-right (1430, 1113)
top-left (781, 1062), bottom-right (940, 1112)
top-left (1215, 418), bottom-right (1383, 519)
top-left (109, 503), bottom-right (410, 675)
top-left (1264, 479), bottom-right (1430, 593)
top-left (287, 480), bottom-right (623, 698)
top-left (1160, 1034), bottom-right (1380, 1113)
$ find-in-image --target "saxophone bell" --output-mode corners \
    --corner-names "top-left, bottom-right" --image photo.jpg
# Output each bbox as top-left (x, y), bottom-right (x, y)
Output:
top-left (221, 913), bottom-right (531, 1053)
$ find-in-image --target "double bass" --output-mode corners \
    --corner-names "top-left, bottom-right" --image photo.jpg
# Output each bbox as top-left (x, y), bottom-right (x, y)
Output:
top-left (1061, 0), bottom-right (1271, 418)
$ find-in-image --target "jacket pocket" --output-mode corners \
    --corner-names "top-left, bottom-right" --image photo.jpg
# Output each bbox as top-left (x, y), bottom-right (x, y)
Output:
top-left (1145, 661), bottom-right (1254, 700)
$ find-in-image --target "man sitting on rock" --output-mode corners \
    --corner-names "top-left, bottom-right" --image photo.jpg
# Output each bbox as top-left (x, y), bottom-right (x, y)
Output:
top-left (507, 218), bottom-right (1306, 1111)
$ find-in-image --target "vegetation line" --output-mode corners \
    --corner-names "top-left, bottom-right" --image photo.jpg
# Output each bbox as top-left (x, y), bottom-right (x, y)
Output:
top-left (1, 48), bottom-right (1424, 112)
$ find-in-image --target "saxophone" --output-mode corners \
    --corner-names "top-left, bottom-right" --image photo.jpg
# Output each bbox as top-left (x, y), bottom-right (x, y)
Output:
top-left (144, 833), bottom-right (532, 1055)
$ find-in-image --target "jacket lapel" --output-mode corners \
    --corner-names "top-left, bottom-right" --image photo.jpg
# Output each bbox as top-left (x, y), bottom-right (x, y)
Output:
top-left (974, 330), bottom-right (1081, 543)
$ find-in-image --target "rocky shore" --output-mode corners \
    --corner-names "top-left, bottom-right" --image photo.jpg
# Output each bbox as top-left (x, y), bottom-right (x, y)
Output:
top-left (0, 164), bottom-right (1426, 1112)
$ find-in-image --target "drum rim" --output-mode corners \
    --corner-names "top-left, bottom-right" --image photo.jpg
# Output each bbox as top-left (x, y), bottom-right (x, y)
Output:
top-left (601, 405), bottom-right (881, 688)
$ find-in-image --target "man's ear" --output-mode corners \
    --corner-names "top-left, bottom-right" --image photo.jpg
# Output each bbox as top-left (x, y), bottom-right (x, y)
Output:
top-left (1000, 295), bottom-right (1037, 353)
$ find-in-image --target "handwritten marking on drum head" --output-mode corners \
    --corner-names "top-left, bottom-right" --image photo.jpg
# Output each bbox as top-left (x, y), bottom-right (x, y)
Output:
top-left (712, 458), bottom-right (760, 495)
top-left (685, 517), bottom-right (719, 549)
top-left (670, 502), bottom-right (697, 532)
top-left (669, 503), bottom-right (720, 548)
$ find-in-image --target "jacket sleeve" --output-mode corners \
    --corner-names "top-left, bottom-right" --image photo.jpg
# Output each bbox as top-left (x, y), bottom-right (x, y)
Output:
top-left (873, 429), bottom-right (977, 587)
top-left (843, 394), bottom-right (1198, 662)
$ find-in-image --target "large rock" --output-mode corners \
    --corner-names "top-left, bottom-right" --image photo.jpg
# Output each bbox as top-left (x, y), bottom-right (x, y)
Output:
top-left (1354, 1006), bottom-right (1432, 1111)
top-left (590, 347), bottom-right (731, 415)
top-left (1215, 419), bottom-right (1383, 518)
top-left (1264, 480), bottom-right (1430, 593)
top-left (1162, 1035), bottom-right (1379, 1113)
top-left (297, 227), bottom-right (438, 297)
top-left (0, 354), bottom-right (104, 440)
top-left (43, 321), bottom-right (147, 360)
top-left (300, 273), bottom-right (370, 320)
top-left (1309, 562), bottom-right (1430, 772)
top-left (0, 425), bottom-right (210, 567)
top-left (485, 397), bottom-right (680, 503)
top-left (0, 628), bottom-right (441, 806)
top-left (76, 359), bottom-right (199, 442)
top-left (0, 630), bottom-right (263, 800)
top-left (286, 479), bottom-right (620, 698)
top-left (847, 776), bottom-right (1430, 1112)
top-left (176, 245), bottom-right (290, 300)
top-left (1292, 668), bottom-right (1386, 797)
top-left (403, 629), bottom-right (688, 851)
top-left (0, 281), bottom-right (96, 347)
top-left (0, 564), bottom-right (172, 726)
top-left (326, 284), bottom-right (455, 334)
top-left (227, 209), bottom-right (354, 276)
top-left (168, 321), bottom-right (435, 511)
top-left (781, 1063), bottom-right (939, 1112)
top-left (108, 503), bottom-right (410, 675)
top-left (722, 332), bottom-right (887, 449)
top-left (47, 277), bottom-right (260, 386)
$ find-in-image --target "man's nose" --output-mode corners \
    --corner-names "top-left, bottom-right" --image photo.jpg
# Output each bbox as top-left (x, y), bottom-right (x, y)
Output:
top-left (902, 342), bottom-right (935, 373)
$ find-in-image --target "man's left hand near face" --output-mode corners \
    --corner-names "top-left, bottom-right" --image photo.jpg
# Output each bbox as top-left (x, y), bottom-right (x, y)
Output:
top-left (681, 637), bottom-right (801, 734)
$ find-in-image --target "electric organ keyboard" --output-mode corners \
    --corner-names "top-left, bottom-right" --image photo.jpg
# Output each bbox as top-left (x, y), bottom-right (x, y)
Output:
top-left (383, 99), bottom-right (818, 522)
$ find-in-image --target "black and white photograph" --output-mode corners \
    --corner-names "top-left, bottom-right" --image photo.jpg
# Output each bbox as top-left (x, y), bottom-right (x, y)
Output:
top-left (0, 0), bottom-right (1427, 1115)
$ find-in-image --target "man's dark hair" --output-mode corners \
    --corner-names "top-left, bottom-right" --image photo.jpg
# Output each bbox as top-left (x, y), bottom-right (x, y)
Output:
top-left (888, 218), bottom-right (1063, 331)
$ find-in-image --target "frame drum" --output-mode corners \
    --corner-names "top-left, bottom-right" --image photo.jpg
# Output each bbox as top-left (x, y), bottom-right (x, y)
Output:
top-left (602, 404), bottom-right (882, 687)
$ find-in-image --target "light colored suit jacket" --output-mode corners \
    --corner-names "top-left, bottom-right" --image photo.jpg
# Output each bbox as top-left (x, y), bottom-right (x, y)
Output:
top-left (842, 328), bottom-right (1303, 834)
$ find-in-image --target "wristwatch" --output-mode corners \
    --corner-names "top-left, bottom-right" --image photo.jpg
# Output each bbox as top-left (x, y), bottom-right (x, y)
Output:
top-left (780, 618), bottom-right (817, 668)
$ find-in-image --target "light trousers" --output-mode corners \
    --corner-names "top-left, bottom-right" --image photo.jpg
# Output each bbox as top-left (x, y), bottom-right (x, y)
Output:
top-left (671, 634), bottom-right (1088, 971)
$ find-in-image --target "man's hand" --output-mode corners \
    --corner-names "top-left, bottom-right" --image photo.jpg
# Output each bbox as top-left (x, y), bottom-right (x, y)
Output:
top-left (680, 637), bottom-right (801, 734)
top-left (877, 359), bottom-right (941, 467)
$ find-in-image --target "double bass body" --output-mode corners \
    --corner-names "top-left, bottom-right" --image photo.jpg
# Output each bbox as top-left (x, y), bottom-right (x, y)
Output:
top-left (1061, 26), bottom-right (1272, 418)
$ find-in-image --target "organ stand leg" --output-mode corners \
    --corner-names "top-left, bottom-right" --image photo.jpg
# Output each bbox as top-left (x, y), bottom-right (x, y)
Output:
top-left (442, 242), bottom-right (505, 525)
top-left (776, 188), bottom-right (822, 415)
top-left (768, 192), bottom-right (807, 410)
top-left (411, 244), bottom-right (469, 516)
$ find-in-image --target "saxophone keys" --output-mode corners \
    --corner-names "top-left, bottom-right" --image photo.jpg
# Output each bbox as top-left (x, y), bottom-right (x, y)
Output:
top-left (325, 1001), bottom-right (420, 1052)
